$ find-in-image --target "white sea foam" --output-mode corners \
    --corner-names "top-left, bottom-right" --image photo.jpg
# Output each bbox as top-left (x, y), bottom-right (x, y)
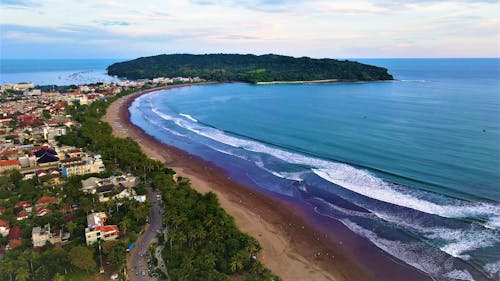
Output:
top-left (341, 219), bottom-right (482, 281)
top-left (205, 145), bottom-right (248, 161)
top-left (152, 107), bottom-right (176, 121)
top-left (364, 210), bottom-right (500, 261)
top-left (312, 168), bottom-right (500, 222)
top-left (444, 270), bottom-right (475, 281)
top-left (253, 160), bottom-right (304, 181)
top-left (149, 105), bottom-right (500, 224)
top-left (485, 216), bottom-right (500, 229)
top-left (312, 197), bottom-right (378, 219)
top-left (427, 228), bottom-right (499, 260)
top-left (340, 219), bottom-right (449, 278)
top-left (179, 113), bottom-right (198, 122)
top-left (483, 261), bottom-right (500, 279)
top-left (142, 114), bottom-right (186, 137)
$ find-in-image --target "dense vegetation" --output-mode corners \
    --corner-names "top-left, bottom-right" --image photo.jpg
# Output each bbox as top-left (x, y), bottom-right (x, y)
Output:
top-left (151, 170), bottom-right (280, 281)
top-left (107, 53), bottom-right (393, 83)
top-left (59, 86), bottom-right (280, 280)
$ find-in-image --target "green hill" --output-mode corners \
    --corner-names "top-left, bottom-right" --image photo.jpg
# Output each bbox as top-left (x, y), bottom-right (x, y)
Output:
top-left (107, 53), bottom-right (393, 83)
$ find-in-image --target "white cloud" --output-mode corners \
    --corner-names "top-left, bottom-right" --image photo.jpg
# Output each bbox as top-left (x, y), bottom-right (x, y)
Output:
top-left (0, 0), bottom-right (499, 58)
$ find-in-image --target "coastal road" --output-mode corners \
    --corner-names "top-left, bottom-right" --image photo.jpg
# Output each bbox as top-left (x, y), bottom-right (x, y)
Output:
top-left (127, 188), bottom-right (163, 280)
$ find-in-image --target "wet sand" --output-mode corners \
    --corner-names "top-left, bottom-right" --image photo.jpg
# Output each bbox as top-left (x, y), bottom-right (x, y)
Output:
top-left (103, 84), bottom-right (432, 281)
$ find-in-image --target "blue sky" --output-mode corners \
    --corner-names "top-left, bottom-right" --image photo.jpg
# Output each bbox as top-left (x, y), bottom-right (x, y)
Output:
top-left (0, 0), bottom-right (499, 58)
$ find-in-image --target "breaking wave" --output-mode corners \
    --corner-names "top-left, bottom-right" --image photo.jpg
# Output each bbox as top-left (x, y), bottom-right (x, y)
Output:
top-left (149, 104), bottom-right (500, 226)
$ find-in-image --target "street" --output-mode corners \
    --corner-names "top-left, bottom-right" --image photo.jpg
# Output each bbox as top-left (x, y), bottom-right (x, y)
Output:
top-left (126, 187), bottom-right (164, 280)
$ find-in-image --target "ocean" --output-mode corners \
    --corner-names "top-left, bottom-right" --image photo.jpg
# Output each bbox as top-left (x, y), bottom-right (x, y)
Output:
top-left (0, 59), bottom-right (122, 86)
top-left (129, 59), bottom-right (500, 281)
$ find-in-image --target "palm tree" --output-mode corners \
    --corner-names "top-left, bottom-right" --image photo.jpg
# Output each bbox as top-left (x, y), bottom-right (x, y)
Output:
top-left (66, 221), bottom-right (77, 235)
top-left (230, 258), bottom-right (243, 273)
top-left (3, 260), bottom-right (15, 281)
top-left (246, 237), bottom-right (261, 255)
top-left (232, 250), bottom-right (250, 273)
top-left (121, 218), bottom-right (131, 235)
top-left (15, 267), bottom-right (30, 281)
top-left (52, 272), bottom-right (65, 281)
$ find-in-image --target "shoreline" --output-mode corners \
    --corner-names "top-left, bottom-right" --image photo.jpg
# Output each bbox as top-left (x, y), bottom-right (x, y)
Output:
top-left (256, 79), bottom-right (340, 84)
top-left (103, 84), bottom-right (432, 281)
top-left (255, 79), bottom-right (392, 84)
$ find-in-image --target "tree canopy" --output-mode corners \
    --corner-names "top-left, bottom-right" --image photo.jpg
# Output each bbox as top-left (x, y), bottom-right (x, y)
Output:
top-left (107, 53), bottom-right (393, 83)
top-left (68, 246), bottom-right (96, 272)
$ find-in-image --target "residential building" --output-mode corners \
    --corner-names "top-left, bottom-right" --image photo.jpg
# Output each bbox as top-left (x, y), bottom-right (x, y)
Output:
top-left (15, 201), bottom-right (32, 213)
top-left (0, 219), bottom-right (10, 237)
top-left (59, 155), bottom-right (105, 178)
top-left (81, 174), bottom-right (137, 201)
top-left (32, 223), bottom-right (70, 248)
top-left (85, 225), bottom-right (119, 245)
top-left (17, 210), bottom-right (29, 221)
top-left (1, 83), bottom-right (35, 92)
top-left (18, 155), bottom-right (37, 168)
top-left (35, 147), bottom-right (59, 166)
top-left (0, 159), bottom-right (21, 172)
top-left (35, 196), bottom-right (59, 208)
top-left (85, 212), bottom-right (119, 245)
top-left (35, 206), bottom-right (51, 217)
top-left (42, 126), bottom-right (67, 143)
top-left (87, 212), bottom-right (107, 227)
top-left (32, 224), bottom-right (51, 247)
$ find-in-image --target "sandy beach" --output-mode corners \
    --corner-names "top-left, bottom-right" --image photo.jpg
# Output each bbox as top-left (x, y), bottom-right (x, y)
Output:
top-left (103, 85), bottom-right (433, 281)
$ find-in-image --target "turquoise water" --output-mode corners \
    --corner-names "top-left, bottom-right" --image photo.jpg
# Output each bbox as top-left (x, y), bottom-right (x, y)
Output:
top-left (0, 59), bottom-right (122, 85)
top-left (131, 59), bottom-right (500, 280)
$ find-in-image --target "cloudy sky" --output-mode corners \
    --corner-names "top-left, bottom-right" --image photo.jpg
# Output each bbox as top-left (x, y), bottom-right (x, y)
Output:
top-left (0, 0), bottom-right (499, 59)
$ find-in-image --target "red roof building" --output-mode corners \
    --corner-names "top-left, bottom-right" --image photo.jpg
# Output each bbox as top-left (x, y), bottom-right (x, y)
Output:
top-left (7, 239), bottom-right (22, 250)
top-left (0, 219), bottom-right (9, 228)
top-left (0, 150), bottom-right (19, 160)
top-left (95, 225), bottom-right (119, 236)
top-left (0, 160), bottom-right (21, 172)
top-left (35, 206), bottom-right (51, 217)
top-left (18, 115), bottom-right (39, 123)
top-left (0, 159), bottom-right (20, 166)
top-left (36, 196), bottom-right (59, 207)
top-left (17, 210), bottom-right (29, 221)
top-left (15, 201), bottom-right (32, 212)
top-left (8, 226), bottom-right (21, 241)
top-left (61, 205), bottom-right (73, 214)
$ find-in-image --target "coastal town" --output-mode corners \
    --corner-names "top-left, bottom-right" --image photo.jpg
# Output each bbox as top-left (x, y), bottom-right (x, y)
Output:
top-left (0, 77), bottom-right (202, 280)
top-left (0, 75), bottom-right (284, 281)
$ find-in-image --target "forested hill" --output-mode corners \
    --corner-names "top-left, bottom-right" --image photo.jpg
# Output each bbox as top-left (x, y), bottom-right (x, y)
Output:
top-left (107, 54), bottom-right (393, 83)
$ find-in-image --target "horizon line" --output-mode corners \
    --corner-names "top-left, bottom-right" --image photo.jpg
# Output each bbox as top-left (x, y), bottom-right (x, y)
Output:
top-left (1, 56), bottom-right (499, 60)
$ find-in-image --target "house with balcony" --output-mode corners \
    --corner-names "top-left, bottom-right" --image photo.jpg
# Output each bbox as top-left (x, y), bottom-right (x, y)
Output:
top-left (84, 212), bottom-right (119, 245)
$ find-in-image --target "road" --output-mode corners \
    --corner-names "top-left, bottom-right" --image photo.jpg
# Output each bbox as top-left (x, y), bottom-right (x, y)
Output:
top-left (127, 188), bottom-right (163, 280)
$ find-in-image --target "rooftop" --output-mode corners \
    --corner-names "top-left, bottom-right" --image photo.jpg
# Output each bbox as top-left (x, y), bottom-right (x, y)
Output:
top-left (0, 159), bottom-right (20, 166)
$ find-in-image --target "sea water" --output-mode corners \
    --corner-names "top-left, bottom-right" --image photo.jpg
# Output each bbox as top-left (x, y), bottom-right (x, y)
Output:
top-left (0, 58), bottom-right (121, 86)
top-left (130, 59), bottom-right (500, 281)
